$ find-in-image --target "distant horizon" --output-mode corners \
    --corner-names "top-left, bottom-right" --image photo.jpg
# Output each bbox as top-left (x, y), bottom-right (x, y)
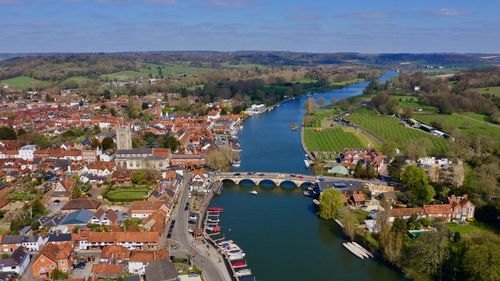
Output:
top-left (1, 50), bottom-right (499, 56)
top-left (1, 0), bottom-right (499, 54)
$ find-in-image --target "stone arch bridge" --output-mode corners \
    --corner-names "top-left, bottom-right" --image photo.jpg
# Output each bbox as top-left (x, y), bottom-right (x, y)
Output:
top-left (215, 172), bottom-right (318, 188)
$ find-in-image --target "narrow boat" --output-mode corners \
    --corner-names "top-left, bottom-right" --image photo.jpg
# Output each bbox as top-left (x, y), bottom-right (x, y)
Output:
top-left (343, 243), bottom-right (365, 259)
top-left (249, 190), bottom-right (258, 196)
top-left (235, 269), bottom-right (252, 277)
top-left (232, 262), bottom-right (247, 268)
top-left (208, 207), bottom-right (224, 212)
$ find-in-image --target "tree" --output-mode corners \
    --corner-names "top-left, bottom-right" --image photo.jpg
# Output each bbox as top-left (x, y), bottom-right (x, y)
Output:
top-left (206, 146), bottom-right (238, 172)
top-left (404, 139), bottom-right (430, 162)
top-left (318, 189), bottom-right (343, 220)
top-left (50, 269), bottom-right (68, 280)
top-left (339, 207), bottom-right (356, 241)
top-left (316, 96), bottom-right (326, 107)
top-left (72, 184), bottom-right (82, 199)
top-left (162, 135), bottom-right (180, 151)
top-left (305, 96), bottom-right (317, 115)
top-left (0, 127), bottom-right (17, 140)
top-left (30, 198), bottom-right (47, 218)
top-left (354, 161), bottom-right (366, 178)
top-left (462, 232), bottom-right (500, 281)
top-left (101, 137), bottom-right (115, 151)
top-left (131, 170), bottom-right (146, 185)
top-left (402, 226), bottom-right (450, 281)
top-left (381, 141), bottom-right (397, 160)
top-left (401, 165), bottom-right (435, 206)
top-left (366, 165), bottom-right (377, 178)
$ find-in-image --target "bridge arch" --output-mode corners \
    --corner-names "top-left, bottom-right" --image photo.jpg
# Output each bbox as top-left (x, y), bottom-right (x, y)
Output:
top-left (221, 178), bottom-right (237, 185)
top-left (258, 179), bottom-right (277, 188)
top-left (299, 181), bottom-right (315, 188)
top-left (238, 179), bottom-right (256, 186)
top-left (279, 180), bottom-right (298, 188)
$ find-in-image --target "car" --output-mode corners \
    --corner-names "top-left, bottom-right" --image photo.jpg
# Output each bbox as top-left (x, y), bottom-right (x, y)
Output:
top-left (188, 273), bottom-right (200, 277)
top-left (167, 231), bottom-right (173, 239)
top-left (73, 262), bottom-right (86, 269)
top-left (233, 173), bottom-right (241, 176)
top-left (189, 214), bottom-right (197, 220)
top-left (184, 203), bottom-right (189, 211)
top-left (247, 172), bottom-right (252, 175)
top-left (49, 201), bottom-right (59, 206)
top-left (188, 193), bottom-right (192, 198)
top-left (297, 175), bottom-right (304, 179)
top-left (258, 173), bottom-right (265, 176)
top-left (188, 227), bottom-right (194, 233)
top-left (290, 174), bottom-right (296, 177)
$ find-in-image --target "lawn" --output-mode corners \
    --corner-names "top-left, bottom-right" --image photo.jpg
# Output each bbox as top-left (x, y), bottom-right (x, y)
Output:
top-left (470, 86), bottom-right (500, 97)
top-left (104, 188), bottom-right (150, 202)
top-left (392, 95), bottom-right (437, 112)
top-left (344, 108), bottom-right (448, 153)
top-left (0, 76), bottom-right (51, 89)
top-left (304, 127), bottom-right (365, 152)
top-left (416, 113), bottom-right (499, 138)
top-left (446, 222), bottom-right (498, 236)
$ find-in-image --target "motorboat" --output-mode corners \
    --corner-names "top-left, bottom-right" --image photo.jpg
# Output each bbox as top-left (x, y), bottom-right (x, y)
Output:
top-left (249, 190), bottom-right (258, 196)
top-left (208, 218), bottom-right (220, 223)
top-left (235, 269), bottom-right (252, 277)
top-left (206, 226), bottom-right (221, 232)
top-left (229, 253), bottom-right (246, 260)
top-left (208, 207), bottom-right (224, 212)
top-left (218, 240), bottom-right (233, 246)
top-left (232, 160), bottom-right (241, 167)
top-left (232, 261), bottom-right (247, 268)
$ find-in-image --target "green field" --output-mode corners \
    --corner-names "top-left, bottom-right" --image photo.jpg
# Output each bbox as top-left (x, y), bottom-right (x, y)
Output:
top-left (416, 113), bottom-right (499, 137)
top-left (304, 127), bottom-right (365, 152)
top-left (446, 222), bottom-right (499, 236)
top-left (101, 62), bottom-right (213, 81)
top-left (344, 108), bottom-right (448, 153)
top-left (104, 188), bottom-right (150, 202)
top-left (392, 95), bottom-right (437, 112)
top-left (470, 86), bottom-right (500, 97)
top-left (0, 76), bottom-right (51, 89)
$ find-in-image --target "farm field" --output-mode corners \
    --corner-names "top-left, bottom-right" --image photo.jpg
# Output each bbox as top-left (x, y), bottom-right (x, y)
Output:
top-left (470, 86), bottom-right (500, 97)
top-left (0, 76), bottom-right (51, 89)
top-left (416, 113), bottom-right (499, 137)
top-left (304, 127), bottom-right (365, 152)
top-left (344, 108), bottom-right (448, 153)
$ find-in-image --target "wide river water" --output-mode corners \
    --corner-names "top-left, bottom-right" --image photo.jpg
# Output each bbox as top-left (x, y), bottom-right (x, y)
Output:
top-left (210, 71), bottom-right (403, 281)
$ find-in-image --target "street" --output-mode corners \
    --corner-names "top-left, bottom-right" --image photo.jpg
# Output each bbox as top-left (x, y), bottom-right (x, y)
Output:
top-left (169, 173), bottom-right (232, 281)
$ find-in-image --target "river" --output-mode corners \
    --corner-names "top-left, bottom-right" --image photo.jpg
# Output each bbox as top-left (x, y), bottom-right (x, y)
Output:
top-left (210, 71), bottom-right (403, 281)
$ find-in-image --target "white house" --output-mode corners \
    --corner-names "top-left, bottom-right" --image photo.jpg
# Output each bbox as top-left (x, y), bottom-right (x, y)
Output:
top-left (0, 247), bottom-right (30, 276)
top-left (21, 235), bottom-right (45, 252)
top-left (18, 145), bottom-right (37, 161)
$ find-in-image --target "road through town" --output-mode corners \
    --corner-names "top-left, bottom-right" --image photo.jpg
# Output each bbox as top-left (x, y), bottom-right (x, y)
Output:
top-left (169, 172), bottom-right (232, 281)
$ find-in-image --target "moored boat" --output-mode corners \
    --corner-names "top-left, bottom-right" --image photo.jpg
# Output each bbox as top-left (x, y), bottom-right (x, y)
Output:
top-left (229, 253), bottom-right (246, 260)
top-left (312, 199), bottom-right (320, 205)
top-left (352, 242), bottom-right (374, 258)
top-left (235, 268), bottom-right (252, 277)
top-left (208, 207), bottom-right (224, 212)
top-left (232, 261), bottom-right (247, 268)
top-left (343, 243), bottom-right (365, 259)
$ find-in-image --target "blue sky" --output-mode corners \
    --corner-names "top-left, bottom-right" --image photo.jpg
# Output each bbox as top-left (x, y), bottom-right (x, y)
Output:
top-left (0, 0), bottom-right (499, 53)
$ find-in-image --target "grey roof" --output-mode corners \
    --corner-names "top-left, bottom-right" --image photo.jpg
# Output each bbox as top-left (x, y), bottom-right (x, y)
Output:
top-left (61, 209), bottom-right (94, 225)
top-left (0, 247), bottom-right (29, 267)
top-left (39, 215), bottom-right (66, 227)
top-left (47, 233), bottom-right (72, 242)
top-left (145, 259), bottom-right (179, 281)
top-left (125, 275), bottom-right (141, 281)
top-left (1, 235), bottom-right (28, 244)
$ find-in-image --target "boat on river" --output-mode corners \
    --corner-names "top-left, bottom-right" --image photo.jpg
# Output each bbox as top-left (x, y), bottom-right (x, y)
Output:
top-left (232, 261), bottom-right (247, 268)
top-left (208, 207), bottom-right (224, 212)
top-left (232, 160), bottom-right (241, 167)
top-left (235, 268), bottom-right (252, 277)
top-left (290, 123), bottom-right (300, 131)
top-left (229, 253), bottom-right (246, 260)
top-left (312, 199), bottom-right (320, 206)
top-left (249, 190), bottom-right (258, 196)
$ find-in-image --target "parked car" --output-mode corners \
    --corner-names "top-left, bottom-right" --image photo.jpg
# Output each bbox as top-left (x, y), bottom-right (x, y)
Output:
top-left (234, 173), bottom-right (241, 176)
top-left (188, 272), bottom-right (200, 277)
top-left (73, 262), bottom-right (86, 269)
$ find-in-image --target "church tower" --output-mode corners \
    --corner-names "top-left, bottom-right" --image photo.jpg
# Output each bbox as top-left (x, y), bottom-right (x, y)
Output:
top-left (116, 125), bottom-right (132, 150)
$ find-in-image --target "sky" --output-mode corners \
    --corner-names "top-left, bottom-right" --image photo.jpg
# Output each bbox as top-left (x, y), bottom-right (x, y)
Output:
top-left (0, 0), bottom-right (499, 53)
